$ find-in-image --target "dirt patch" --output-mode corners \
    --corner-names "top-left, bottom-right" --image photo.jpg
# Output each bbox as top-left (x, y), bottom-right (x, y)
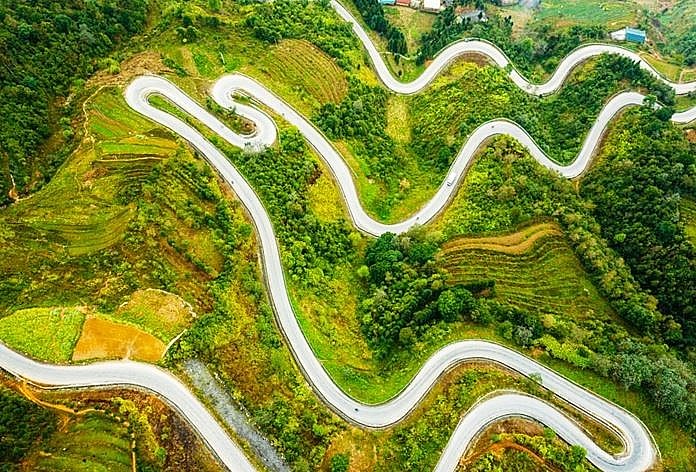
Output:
top-left (72, 316), bottom-right (165, 362)
top-left (461, 419), bottom-right (550, 468)
top-left (86, 51), bottom-right (169, 90)
top-left (686, 128), bottom-right (696, 143)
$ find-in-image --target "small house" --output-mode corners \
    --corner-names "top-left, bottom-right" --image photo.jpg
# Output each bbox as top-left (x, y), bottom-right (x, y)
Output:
top-left (379, 0), bottom-right (396, 5)
top-left (610, 27), bottom-right (646, 44)
top-left (423, 0), bottom-right (441, 12)
top-left (455, 7), bottom-right (487, 24)
top-left (395, 0), bottom-right (411, 6)
top-left (625, 27), bottom-right (646, 44)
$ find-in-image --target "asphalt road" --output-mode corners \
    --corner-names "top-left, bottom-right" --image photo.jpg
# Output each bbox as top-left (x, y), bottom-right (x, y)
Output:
top-left (5, 6), bottom-right (696, 470)
top-left (330, 0), bottom-right (696, 96)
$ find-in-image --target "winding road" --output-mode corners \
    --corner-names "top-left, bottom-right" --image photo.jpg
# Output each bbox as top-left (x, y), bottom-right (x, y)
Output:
top-left (4, 3), bottom-right (696, 472)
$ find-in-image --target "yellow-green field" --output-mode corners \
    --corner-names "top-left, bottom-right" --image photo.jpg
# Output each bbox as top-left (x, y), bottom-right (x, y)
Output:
top-left (0, 308), bottom-right (85, 362)
top-left (440, 222), bottom-right (618, 323)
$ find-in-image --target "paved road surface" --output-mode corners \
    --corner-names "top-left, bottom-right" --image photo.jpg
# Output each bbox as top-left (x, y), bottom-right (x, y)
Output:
top-left (330, 0), bottom-right (696, 96)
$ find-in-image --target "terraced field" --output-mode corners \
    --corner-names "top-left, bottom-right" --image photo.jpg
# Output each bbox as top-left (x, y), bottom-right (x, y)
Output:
top-left (440, 223), bottom-right (615, 322)
top-left (22, 413), bottom-right (133, 472)
top-left (251, 39), bottom-right (349, 112)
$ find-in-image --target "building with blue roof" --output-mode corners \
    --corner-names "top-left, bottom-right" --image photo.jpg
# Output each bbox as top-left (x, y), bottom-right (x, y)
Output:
top-left (625, 27), bottom-right (647, 44)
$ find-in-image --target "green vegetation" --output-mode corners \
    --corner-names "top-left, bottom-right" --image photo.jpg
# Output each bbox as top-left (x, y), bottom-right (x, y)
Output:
top-left (311, 53), bottom-right (674, 222)
top-left (655, 0), bottom-right (696, 66)
top-left (0, 386), bottom-right (57, 470)
top-left (410, 56), bottom-right (673, 171)
top-left (417, 2), bottom-right (608, 80)
top-left (2, 0), bottom-right (696, 470)
top-left (682, 198), bottom-right (696, 245)
top-left (441, 222), bottom-right (616, 323)
top-left (254, 39), bottom-right (349, 112)
top-left (113, 290), bottom-right (194, 341)
top-left (25, 413), bottom-right (134, 472)
top-left (0, 308), bottom-right (85, 362)
top-left (0, 0), bottom-right (148, 206)
top-left (468, 429), bottom-right (594, 472)
top-left (246, 0), bottom-right (360, 69)
top-left (534, 0), bottom-right (637, 29)
top-left (582, 107), bottom-right (696, 347)
top-left (358, 230), bottom-right (476, 353)
top-left (351, 0), bottom-right (407, 56)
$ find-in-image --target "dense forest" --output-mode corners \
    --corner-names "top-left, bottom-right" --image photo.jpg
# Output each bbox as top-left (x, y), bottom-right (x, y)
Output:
top-left (359, 230), bottom-right (478, 354)
top-left (246, 0), bottom-right (358, 69)
top-left (0, 0), bottom-right (148, 207)
top-left (352, 0), bottom-right (407, 56)
top-left (582, 108), bottom-right (696, 347)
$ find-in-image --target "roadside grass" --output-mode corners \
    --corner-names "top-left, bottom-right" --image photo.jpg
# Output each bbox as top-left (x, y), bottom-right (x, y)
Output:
top-left (640, 53), bottom-right (686, 82)
top-left (23, 413), bottom-right (133, 472)
top-left (308, 172), bottom-right (350, 223)
top-left (440, 222), bottom-right (618, 323)
top-left (681, 197), bottom-right (696, 245)
top-left (676, 92), bottom-right (696, 111)
top-left (0, 308), bottom-right (85, 363)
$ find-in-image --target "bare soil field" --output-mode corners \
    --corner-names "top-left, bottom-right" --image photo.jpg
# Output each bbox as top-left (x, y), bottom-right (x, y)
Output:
top-left (72, 316), bottom-right (165, 362)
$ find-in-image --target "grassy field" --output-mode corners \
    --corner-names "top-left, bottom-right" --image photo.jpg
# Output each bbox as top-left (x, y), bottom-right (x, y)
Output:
top-left (0, 308), bottom-right (85, 362)
top-left (23, 413), bottom-right (134, 472)
top-left (533, 0), bottom-right (639, 29)
top-left (112, 289), bottom-right (196, 341)
top-left (384, 5), bottom-right (436, 53)
top-left (440, 222), bottom-right (618, 323)
top-left (681, 197), bottom-right (696, 245)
